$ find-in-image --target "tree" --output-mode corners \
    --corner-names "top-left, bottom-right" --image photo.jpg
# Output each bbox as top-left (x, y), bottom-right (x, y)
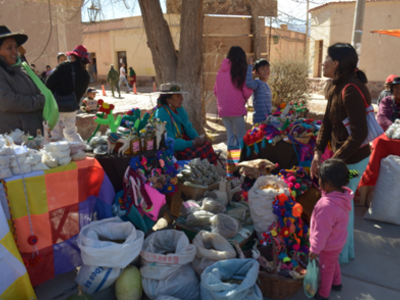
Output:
top-left (138, 0), bottom-right (205, 134)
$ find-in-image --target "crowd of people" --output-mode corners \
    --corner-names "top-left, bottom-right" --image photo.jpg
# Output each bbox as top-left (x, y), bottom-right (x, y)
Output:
top-left (0, 24), bottom-right (397, 300)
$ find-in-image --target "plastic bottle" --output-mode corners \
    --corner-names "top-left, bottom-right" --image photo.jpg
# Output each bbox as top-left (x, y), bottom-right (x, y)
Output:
top-left (35, 129), bottom-right (44, 149)
top-left (26, 136), bottom-right (37, 150)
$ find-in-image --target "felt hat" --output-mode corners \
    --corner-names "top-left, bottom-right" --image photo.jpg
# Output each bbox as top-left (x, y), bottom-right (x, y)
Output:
top-left (158, 83), bottom-right (189, 94)
top-left (66, 45), bottom-right (91, 63)
top-left (0, 25), bottom-right (28, 47)
top-left (385, 74), bottom-right (397, 84)
top-left (392, 77), bottom-right (400, 85)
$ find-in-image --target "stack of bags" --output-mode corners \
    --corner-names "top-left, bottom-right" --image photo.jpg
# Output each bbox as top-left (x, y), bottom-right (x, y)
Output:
top-left (43, 141), bottom-right (71, 167)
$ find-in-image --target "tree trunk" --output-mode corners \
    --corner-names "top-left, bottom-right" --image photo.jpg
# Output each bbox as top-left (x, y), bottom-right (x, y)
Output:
top-left (249, 0), bottom-right (261, 60)
top-left (138, 0), bottom-right (177, 83)
top-left (177, 0), bottom-right (205, 135)
top-left (138, 0), bottom-right (205, 134)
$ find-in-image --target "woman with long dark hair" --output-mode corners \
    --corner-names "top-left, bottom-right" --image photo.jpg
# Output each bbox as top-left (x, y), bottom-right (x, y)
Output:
top-left (214, 46), bottom-right (253, 146)
top-left (46, 45), bottom-right (90, 142)
top-left (310, 43), bottom-right (371, 268)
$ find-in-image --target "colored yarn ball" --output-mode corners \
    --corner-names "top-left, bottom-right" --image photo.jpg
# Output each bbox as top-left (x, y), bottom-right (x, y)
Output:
top-left (294, 183), bottom-right (301, 189)
top-left (288, 176), bottom-right (296, 183)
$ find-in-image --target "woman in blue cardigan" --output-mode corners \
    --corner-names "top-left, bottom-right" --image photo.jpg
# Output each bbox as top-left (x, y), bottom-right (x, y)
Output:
top-left (154, 83), bottom-right (217, 165)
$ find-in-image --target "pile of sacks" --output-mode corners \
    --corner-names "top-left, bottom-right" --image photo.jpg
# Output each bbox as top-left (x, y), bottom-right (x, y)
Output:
top-left (0, 135), bottom-right (86, 180)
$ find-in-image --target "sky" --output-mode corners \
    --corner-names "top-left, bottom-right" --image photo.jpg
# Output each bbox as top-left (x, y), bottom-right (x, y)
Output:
top-left (81, 0), bottom-right (354, 33)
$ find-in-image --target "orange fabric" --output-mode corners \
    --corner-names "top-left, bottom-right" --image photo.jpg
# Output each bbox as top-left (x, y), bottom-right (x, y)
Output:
top-left (371, 29), bottom-right (400, 38)
top-left (46, 169), bottom-right (79, 211)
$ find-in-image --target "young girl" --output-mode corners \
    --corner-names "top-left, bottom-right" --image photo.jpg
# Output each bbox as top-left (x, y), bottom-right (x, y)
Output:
top-left (214, 46), bottom-right (253, 146)
top-left (309, 159), bottom-right (357, 300)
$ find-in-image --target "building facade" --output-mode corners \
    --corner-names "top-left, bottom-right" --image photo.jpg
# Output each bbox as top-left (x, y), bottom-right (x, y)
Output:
top-left (308, 0), bottom-right (400, 98)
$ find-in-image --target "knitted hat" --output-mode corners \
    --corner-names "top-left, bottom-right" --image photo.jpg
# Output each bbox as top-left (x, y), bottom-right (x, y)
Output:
top-left (385, 74), bottom-right (397, 84)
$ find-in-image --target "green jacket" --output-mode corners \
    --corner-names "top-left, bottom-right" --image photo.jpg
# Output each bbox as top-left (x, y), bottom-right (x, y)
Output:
top-left (107, 68), bottom-right (119, 83)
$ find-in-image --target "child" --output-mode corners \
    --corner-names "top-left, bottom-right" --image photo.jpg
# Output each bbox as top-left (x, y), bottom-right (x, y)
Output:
top-left (309, 159), bottom-right (357, 300)
top-left (214, 46), bottom-right (253, 146)
top-left (81, 87), bottom-right (99, 113)
top-left (246, 57), bottom-right (272, 125)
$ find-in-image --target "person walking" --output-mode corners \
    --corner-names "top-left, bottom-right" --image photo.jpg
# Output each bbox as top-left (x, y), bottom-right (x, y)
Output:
top-left (310, 43), bottom-right (371, 265)
top-left (129, 66), bottom-right (136, 87)
top-left (119, 63), bottom-right (131, 93)
top-left (46, 44), bottom-right (90, 142)
top-left (214, 46), bottom-right (253, 146)
top-left (107, 64), bottom-right (120, 98)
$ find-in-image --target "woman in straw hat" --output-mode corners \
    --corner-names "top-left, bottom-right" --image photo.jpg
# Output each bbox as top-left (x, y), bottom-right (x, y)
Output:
top-left (0, 25), bottom-right (45, 136)
top-left (154, 83), bottom-right (217, 164)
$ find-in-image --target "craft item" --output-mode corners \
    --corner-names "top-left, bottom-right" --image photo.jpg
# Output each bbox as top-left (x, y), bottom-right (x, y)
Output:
top-left (154, 118), bottom-right (167, 150)
top-left (93, 100), bottom-right (122, 133)
top-left (139, 129), bottom-right (146, 152)
top-left (107, 133), bottom-right (130, 156)
top-left (130, 131), bottom-right (141, 155)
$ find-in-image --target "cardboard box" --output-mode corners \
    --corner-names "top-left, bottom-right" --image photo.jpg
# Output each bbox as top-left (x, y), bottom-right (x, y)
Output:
top-left (169, 182), bottom-right (220, 217)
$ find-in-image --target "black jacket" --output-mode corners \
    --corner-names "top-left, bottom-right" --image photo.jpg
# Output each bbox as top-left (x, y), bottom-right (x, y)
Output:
top-left (45, 61), bottom-right (90, 108)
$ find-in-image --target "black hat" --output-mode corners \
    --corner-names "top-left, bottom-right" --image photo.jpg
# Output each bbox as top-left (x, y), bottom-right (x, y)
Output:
top-left (87, 87), bottom-right (98, 93)
top-left (392, 77), bottom-right (400, 85)
top-left (0, 25), bottom-right (28, 46)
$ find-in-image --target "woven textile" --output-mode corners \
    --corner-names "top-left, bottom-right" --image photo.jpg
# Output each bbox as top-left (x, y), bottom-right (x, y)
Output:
top-left (175, 141), bottom-right (218, 166)
top-left (0, 157), bottom-right (115, 287)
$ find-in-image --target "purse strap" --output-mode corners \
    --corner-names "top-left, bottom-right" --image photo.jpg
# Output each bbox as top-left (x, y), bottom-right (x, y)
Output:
top-left (71, 63), bottom-right (76, 92)
top-left (342, 83), bottom-right (368, 109)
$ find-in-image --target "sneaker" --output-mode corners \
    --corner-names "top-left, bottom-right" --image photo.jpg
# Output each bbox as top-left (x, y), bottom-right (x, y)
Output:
top-left (314, 292), bottom-right (329, 300)
top-left (332, 284), bottom-right (342, 291)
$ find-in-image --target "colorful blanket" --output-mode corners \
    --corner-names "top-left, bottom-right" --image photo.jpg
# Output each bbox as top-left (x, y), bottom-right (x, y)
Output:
top-left (0, 158), bottom-right (115, 287)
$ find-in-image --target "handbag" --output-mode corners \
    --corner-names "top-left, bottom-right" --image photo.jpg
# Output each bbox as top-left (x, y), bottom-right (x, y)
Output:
top-left (341, 84), bottom-right (384, 147)
top-left (226, 136), bottom-right (241, 178)
top-left (54, 63), bottom-right (78, 112)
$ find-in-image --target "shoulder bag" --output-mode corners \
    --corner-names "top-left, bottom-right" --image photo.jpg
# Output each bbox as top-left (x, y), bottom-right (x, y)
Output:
top-left (341, 83), bottom-right (384, 147)
top-left (54, 63), bottom-right (78, 112)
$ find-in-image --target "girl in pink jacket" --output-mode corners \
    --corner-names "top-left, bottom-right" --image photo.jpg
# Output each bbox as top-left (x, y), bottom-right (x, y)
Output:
top-left (309, 159), bottom-right (357, 300)
top-left (214, 46), bottom-right (253, 146)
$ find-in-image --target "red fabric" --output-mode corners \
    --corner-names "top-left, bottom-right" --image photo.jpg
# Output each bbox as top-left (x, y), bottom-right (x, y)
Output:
top-left (359, 134), bottom-right (400, 187)
top-left (175, 141), bottom-right (217, 165)
top-left (319, 249), bottom-right (342, 298)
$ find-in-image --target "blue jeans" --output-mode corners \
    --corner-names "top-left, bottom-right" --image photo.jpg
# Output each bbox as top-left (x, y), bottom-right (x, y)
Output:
top-left (119, 76), bottom-right (131, 91)
top-left (222, 116), bottom-right (246, 147)
top-left (339, 155), bottom-right (370, 265)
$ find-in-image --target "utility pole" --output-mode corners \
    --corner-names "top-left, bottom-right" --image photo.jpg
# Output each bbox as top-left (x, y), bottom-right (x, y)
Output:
top-left (304, 0), bottom-right (309, 59)
top-left (351, 0), bottom-right (366, 62)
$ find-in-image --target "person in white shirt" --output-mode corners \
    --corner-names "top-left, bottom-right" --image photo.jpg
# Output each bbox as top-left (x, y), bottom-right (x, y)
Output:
top-left (119, 63), bottom-right (131, 93)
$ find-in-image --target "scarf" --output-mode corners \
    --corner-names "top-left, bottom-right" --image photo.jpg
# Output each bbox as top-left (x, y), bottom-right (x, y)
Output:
top-left (13, 57), bottom-right (59, 130)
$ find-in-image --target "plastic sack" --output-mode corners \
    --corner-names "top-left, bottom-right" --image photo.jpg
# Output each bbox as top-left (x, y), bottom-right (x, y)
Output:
top-left (0, 146), bottom-right (14, 155)
top-left (52, 149), bottom-right (71, 159)
top-left (210, 214), bottom-right (239, 239)
top-left (32, 162), bottom-right (50, 171)
top-left (0, 163), bottom-right (10, 171)
top-left (140, 230), bottom-right (199, 300)
top-left (44, 141), bottom-right (70, 152)
top-left (201, 198), bottom-right (226, 214)
top-left (9, 129), bottom-right (24, 144)
top-left (58, 156), bottom-right (72, 166)
top-left (71, 150), bottom-right (86, 161)
top-left (303, 260), bottom-right (319, 298)
top-left (200, 259), bottom-right (263, 300)
top-left (70, 142), bottom-right (86, 154)
top-left (180, 200), bottom-right (201, 218)
top-left (248, 175), bottom-right (288, 239)
top-left (11, 163), bottom-right (31, 175)
top-left (0, 155), bottom-right (10, 165)
top-left (76, 217), bottom-right (144, 294)
top-left (364, 155), bottom-right (400, 225)
top-left (26, 152), bottom-right (42, 166)
top-left (10, 155), bottom-right (27, 168)
top-left (226, 207), bottom-right (249, 223)
top-left (41, 150), bottom-right (58, 168)
top-left (186, 211), bottom-right (214, 229)
top-left (192, 231), bottom-right (236, 276)
top-left (0, 168), bottom-right (12, 179)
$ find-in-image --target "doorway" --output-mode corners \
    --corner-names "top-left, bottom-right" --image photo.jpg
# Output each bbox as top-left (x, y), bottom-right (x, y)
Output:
top-left (117, 51), bottom-right (127, 75)
top-left (317, 40), bottom-right (323, 78)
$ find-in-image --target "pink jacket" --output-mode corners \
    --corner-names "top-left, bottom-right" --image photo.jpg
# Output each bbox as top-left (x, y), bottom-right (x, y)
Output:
top-left (214, 58), bottom-right (253, 117)
top-left (309, 187), bottom-right (353, 254)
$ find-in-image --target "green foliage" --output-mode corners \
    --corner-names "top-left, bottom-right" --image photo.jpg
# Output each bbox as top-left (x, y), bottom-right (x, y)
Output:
top-left (269, 59), bottom-right (309, 107)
